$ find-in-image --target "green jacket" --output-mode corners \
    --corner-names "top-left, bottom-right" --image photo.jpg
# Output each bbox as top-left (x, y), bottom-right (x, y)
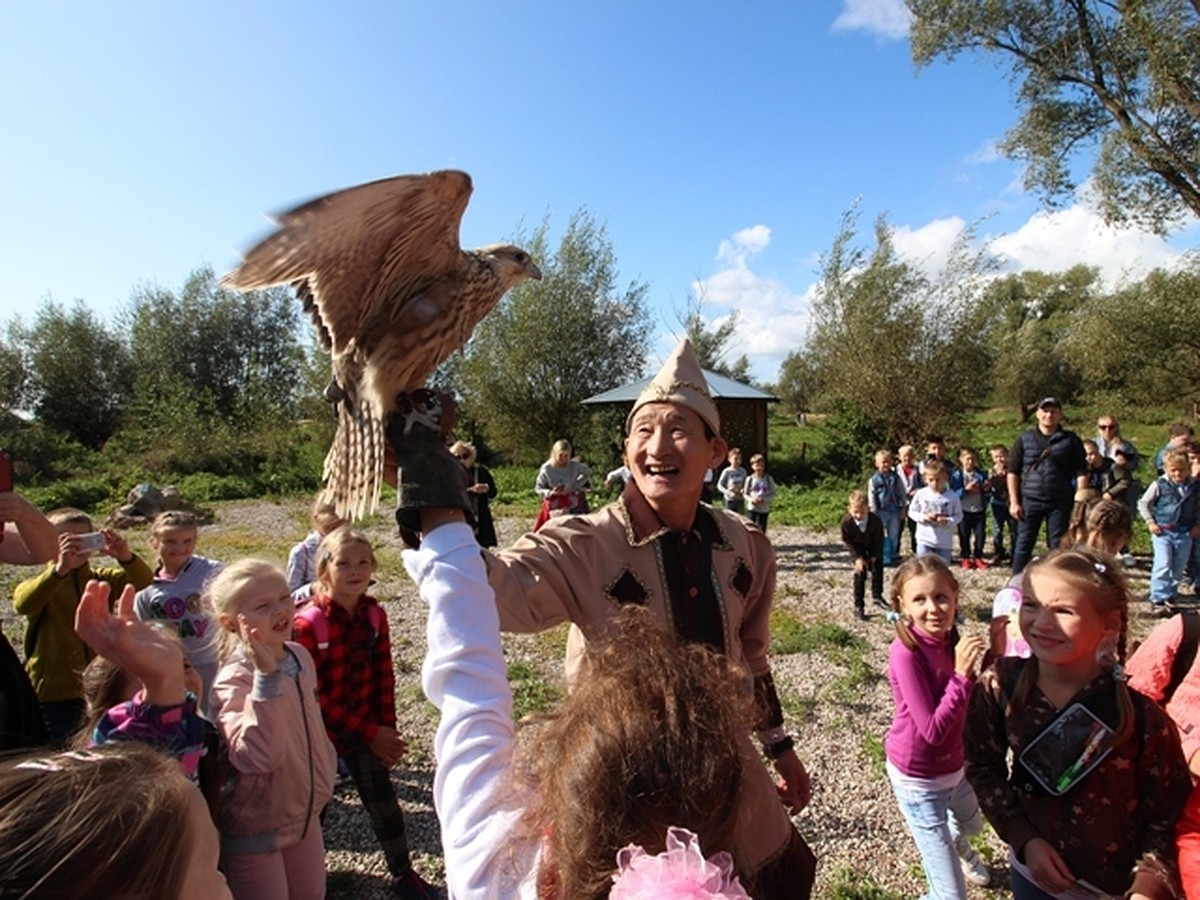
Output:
top-left (13, 557), bottom-right (153, 702)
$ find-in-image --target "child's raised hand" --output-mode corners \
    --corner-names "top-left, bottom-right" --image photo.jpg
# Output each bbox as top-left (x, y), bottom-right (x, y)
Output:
top-left (237, 615), bottom-right (279, 675)
top-left (954, 633), bottom-right (986, 677)
top-left (101, 528), bottom-right (131, 562)
top-left (1023, 837), bottom-right (1076, 894)
top-left (74, 581), bottom-right (186, 707)
top-left (368, 725), bottom-right (408, 768)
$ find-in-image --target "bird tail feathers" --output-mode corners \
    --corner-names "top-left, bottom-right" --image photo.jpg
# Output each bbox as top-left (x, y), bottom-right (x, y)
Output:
top-left (322, 398), bottom-right (384, 521)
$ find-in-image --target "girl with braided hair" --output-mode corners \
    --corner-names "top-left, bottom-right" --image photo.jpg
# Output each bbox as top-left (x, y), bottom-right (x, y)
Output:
top-left (965, 548), bottom-right (1190, 899)
top-left (1063, 498), bottom-right (1133, 556)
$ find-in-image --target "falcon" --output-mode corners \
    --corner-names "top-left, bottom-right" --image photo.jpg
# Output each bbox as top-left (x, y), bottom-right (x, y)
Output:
top-left (222, 170), bottom-right (541, 519)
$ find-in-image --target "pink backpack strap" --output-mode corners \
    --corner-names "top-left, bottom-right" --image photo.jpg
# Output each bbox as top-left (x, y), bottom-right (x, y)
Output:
top-left (295, 603), bottom-right (331, 655)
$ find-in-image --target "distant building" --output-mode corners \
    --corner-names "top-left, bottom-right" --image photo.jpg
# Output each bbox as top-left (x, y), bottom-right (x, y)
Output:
top-left (582, 369), bottom-right (778, 459)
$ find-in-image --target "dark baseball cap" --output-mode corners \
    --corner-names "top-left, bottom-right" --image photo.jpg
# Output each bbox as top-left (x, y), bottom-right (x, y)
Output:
top-left (1037, 397), bottom-right (1062, 410)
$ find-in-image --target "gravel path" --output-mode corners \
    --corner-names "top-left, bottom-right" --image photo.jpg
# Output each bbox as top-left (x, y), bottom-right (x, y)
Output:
top-left (162, 506), bottom-right (1162, 897)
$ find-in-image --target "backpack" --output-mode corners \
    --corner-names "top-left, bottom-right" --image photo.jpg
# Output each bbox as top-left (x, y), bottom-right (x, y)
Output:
top-left (295, 600), bottom-right (385, 658)
top-left (1146, 609), bottom-right (1200, 706)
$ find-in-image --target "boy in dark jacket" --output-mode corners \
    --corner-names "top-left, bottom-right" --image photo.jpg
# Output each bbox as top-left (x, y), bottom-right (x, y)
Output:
top-left (841, 490), bottom-right (885, 621)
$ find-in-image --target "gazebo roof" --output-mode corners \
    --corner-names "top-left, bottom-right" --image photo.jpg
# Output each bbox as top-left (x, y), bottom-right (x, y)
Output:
top-left (582, 369), bottom-right (778, 405)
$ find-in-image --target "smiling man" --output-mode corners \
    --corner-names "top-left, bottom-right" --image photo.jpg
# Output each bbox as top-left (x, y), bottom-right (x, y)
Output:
top-left (483, 339), bottom-right (816, 898)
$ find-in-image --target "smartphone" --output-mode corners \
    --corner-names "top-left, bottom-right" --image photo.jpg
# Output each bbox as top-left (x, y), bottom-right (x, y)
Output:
top-left (0, 448), bottom-right (11, 544)
top-left (76, 532), bottom-right (107, 553)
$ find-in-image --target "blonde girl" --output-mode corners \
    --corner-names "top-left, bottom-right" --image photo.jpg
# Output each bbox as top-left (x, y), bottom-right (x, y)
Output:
top-left (209, 560), bottom-right (336, 900)
top-left (134, 510), bottom-right (223, 711)
top-left (965, 548), bottom-right (1190, 899)
top-left (884, 556), bottom-right (990, 897)
top-left (292, 528), bottom-right (432, 897)
top-left (286, 496), bottom-right (346, 594)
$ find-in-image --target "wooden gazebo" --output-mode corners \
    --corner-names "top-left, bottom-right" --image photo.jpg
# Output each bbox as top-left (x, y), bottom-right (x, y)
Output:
top-left (582, 369), bottom-right (778, 459)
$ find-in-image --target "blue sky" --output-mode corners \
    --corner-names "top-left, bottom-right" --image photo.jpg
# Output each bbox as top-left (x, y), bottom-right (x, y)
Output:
top-left (3, 1), bottom-right (1194, 383)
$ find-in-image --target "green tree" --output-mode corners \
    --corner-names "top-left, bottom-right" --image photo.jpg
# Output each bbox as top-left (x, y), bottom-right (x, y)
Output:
top-left (804, 206), bottom-right (993, 460)
top-left (1063, 262), bottom-right (1200, 409)
top-left (457, 209), bottom-right (651, 463)
top-left (679, 294), bottom-right (752, 382)
top-left (123, 267), bottom-right (306, 427)
top-left (983, 266), bottom-right (1096, 419)
top-left (0, 324), bottom-right (26, 414)
top-left (12, 300), bottom-right (134, 449)
top-left (774, 349), bottom-right (817, 420)
top-left (909, 0), bottom-right (1200, 233)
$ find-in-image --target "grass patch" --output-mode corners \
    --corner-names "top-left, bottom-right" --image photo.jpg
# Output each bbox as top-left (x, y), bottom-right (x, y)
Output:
top-left (507, 660), bottom-right (561, 720)
top-left (770, 609), bottom-right (864, 656)
top-left (778, 688), bottom-right (819, 723)
top-left (824, 866), bottom-right (907, 900)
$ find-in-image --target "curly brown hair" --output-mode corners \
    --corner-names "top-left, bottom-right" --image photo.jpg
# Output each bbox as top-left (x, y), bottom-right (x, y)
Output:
top-left (516, 606), bottom-right (753, 898)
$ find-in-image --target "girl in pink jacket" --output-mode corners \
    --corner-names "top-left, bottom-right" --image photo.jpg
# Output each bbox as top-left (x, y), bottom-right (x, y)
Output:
top-left (210, 560), bottom-right (336, 900)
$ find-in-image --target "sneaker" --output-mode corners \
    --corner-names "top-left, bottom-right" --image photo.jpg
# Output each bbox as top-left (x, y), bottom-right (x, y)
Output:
top-left (392, 869), bottom-right (436, 900)
top-left (854, 607), bottom-right (867, 621)
top-left (959, 848), bottom-right (990, 887)
top-left (873, 595), bottom-right (890, 611)
top-left (960, 559), bottom-right (973, 570)
top-left (974, 558), bottom-right (989, 570)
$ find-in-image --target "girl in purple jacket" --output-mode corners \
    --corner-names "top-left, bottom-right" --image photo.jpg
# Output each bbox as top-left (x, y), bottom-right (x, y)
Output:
top-left (884, 556), bottom-right (989, 899)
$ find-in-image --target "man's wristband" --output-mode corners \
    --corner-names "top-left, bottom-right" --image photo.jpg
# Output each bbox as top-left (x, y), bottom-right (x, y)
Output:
top-left (764, 735), bottom-right (795, 760)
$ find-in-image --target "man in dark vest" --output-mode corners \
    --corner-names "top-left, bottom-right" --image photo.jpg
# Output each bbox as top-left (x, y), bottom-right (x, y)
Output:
top-left (1007, 397), bottom-right (1089, 574)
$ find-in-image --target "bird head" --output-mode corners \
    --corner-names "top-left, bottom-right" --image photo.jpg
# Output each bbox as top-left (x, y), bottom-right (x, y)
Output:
top-left (477, 243), bottom-right (542, 286)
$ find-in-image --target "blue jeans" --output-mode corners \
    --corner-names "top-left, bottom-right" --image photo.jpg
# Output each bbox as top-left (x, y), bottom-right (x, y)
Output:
top-left (1150, 528), bottom-right (1193, 602)
top-left (918, 544), bottom-right (952, 564)
top-left (990, 502), bottom-right (1014, 557)
top-left (1012, 497), bottom-right (1072, 574)
top-left (1010, 867), bottom-right (1056, 899)
top-left (887, 766), bottom-right (983, 900)
top-left (879, 510), bottom-right (901, 564)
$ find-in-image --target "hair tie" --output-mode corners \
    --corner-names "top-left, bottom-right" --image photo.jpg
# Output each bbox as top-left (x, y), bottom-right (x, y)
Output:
top-left (1094, 561), bottom-right (1107, 574)
top-left (610, 827), bottom-right (749, 899)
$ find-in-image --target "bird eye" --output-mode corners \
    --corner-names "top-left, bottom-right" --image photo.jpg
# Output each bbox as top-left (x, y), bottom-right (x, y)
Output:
top-left (515, 252), bottom-right (528, 264)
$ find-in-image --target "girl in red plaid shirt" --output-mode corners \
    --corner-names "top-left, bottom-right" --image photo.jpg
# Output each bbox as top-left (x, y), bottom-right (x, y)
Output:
top-left (293, 528), bottom-right (433, 900)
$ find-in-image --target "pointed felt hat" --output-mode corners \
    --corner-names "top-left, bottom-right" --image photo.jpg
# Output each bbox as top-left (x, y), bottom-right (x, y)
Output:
top-left (625, 338), bottom-right (720, 435)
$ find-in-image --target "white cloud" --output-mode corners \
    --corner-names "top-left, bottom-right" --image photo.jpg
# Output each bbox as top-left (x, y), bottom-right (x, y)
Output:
top-left (987, 205), bottom-right (1187, 286)
top-left (831, 0), bottom-right (911, 40)
top-left (965, 140), bottom-right (1001, 165)
top-left (716, 224), bottom-right (771, 265)
top-left (891, 216), bottom-right (969, 276)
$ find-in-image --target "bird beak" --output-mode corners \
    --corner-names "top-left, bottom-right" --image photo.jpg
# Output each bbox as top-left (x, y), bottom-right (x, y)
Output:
top-left (528, 262), bottom-right (542, 281)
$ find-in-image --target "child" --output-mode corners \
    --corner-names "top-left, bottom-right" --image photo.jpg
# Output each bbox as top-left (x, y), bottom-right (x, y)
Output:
top-left (1082, 439), bottom-right (1112, 495)
top-left (868, 449), bottom-right (905, 566)
top-left (134, 511), bottom-right (223, 713)
top-left (286, 496), bottom-right (346, 594)
top-left (12, 508), bottom-right (152, 744)
top-left (1138, 448), bottom-right (1199, 611)
top-left (841, 491), bottom-right (885, 620)
top-left (907, 461), bottom-right (962, 565)
top-left (717, 447), bottom-right (747, 515)
top-left (72, 579), bottom-right (221, 822)
top-left (0, 741), bottom-right (232, 900)
top-left (965, 548), bottom-right (1190, 898)
top-left (897, 444), bottom-right (924, 556)
top-left (292, 529), bottom-right (433, 899)
top-left (988, 500), bottom-right (1133, 666)
top-left (951, 447), bottom-right (988, 569)
top-left (209, 559), bottom-right (337, 900)
top-left (745, 453), bottom-right (777, 533)
top-left (408, 509), bottom-right (757, 897)
top-left (921, 436), bottom-right (957, 482)
top-left (884, 556), bottom-right (989, 896)
top-left (987, 444), bottom-right (1013, 565)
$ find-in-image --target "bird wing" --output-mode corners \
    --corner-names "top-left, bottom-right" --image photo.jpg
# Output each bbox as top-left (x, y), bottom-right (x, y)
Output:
top-left (222, 170), bottom-right (473, 356)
